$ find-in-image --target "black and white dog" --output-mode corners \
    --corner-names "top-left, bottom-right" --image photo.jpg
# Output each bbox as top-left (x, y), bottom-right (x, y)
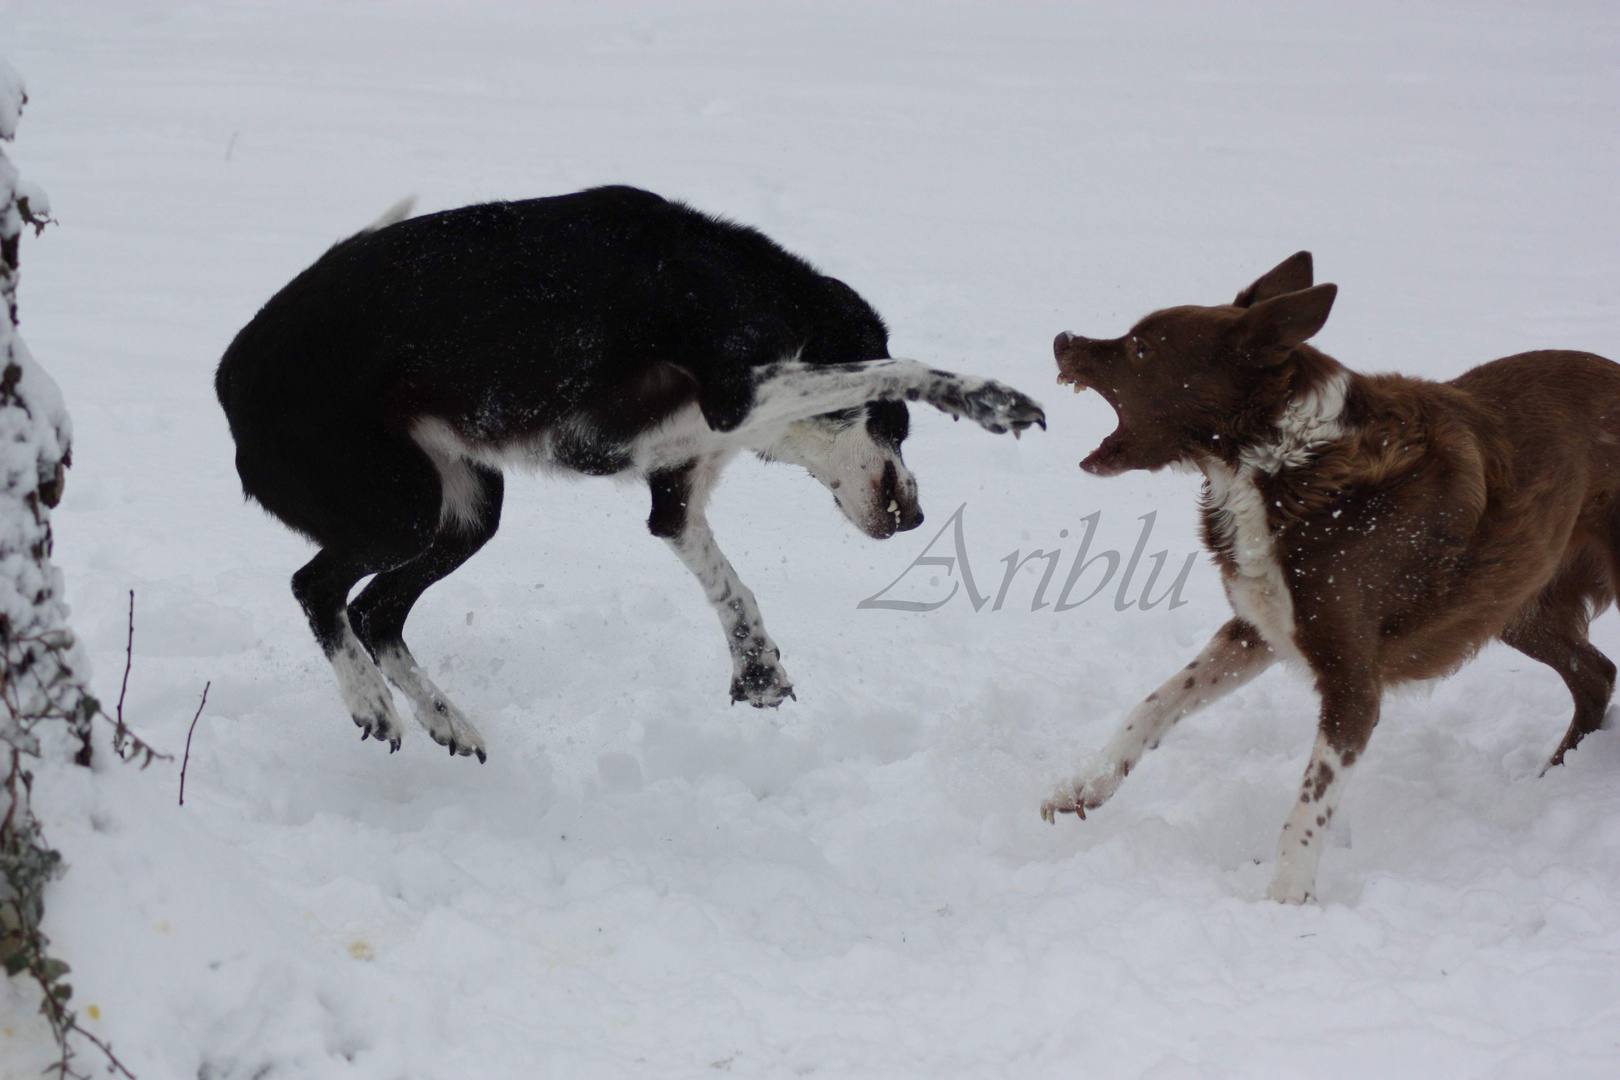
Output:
top-left (216, 186), bottom-right (1045, 762)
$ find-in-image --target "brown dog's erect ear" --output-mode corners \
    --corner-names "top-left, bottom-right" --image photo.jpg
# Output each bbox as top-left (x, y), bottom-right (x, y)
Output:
top-left (1230, 283), bottom-right (1337, 365)
top-left (1233, 251), bottom-right (1314, 308)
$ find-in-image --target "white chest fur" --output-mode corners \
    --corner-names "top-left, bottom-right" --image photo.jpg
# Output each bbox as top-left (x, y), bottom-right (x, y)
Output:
top-left (1201, 370), bottom-right (1349, 663)
top-left (1204, 459), bottom-right (1301, 660)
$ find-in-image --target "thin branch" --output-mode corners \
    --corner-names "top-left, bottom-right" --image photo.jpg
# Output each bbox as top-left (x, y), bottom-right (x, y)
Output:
top-left (55, 1021), bottom-right (137, 1080)
top-left (178, 682), bottom-right (209, 807)
top-left (2, 745), bottom-right (17, 836)
top-left (114, 591), bottom-right (132, 757)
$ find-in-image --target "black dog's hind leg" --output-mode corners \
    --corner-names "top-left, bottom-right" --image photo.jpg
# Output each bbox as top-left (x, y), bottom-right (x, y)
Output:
top-left (649, 457), bottom-right (794, 708)
top-left (292, 545), bottom-right (412, 751)
top-left (351, 464), bottom-right (504, 762)
top-left (279, 425), bottom-right (450, 753)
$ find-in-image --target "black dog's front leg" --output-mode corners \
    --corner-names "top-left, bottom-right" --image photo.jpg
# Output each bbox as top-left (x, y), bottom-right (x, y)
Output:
top-left (723, 358), bottom-right (1047, 437)
top-left (649, 460), bottom-right (794, 708)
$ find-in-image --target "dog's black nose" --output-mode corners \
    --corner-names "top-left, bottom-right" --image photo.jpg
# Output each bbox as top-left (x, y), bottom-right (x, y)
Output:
top-left (1054, 331), bottom-right (1076, 355)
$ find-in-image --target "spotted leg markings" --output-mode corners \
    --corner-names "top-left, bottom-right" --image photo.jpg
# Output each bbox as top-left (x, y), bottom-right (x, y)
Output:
top-left (1265, 732), bottom-right (1351, 904)
top-left (329, 612), bottom-right (405, 751)
top-left (375, 643), bottom-right (487, 762)
top-left (1042, 620), bottom-right (1275, 822)
top-left (662, 469), bottom-right (794, 708)
top-left (741, 359), bottom-right (1046, 439)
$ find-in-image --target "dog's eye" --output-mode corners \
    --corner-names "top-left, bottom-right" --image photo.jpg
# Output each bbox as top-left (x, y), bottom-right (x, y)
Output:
top-left (1132, 337), bottom-right (1149, 361)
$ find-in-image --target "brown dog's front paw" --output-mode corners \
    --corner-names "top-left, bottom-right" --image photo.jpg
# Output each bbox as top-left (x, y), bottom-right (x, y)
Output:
top-left (1040, 789), bottom-right (1080, 823)
top-left (1040, 771), bottom-right (1121, 823)
top-left (1041, 782), bottom-right (1094, 823)
top-left (1264, 873), bottom-right (1316, 905)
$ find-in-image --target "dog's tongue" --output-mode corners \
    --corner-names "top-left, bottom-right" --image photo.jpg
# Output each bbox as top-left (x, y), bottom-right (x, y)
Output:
top-left (1080, 429), bottom-right (1126, 475)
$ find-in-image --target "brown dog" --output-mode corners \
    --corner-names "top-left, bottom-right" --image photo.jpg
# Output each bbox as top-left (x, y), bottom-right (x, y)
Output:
top-left (1042, 252), bottom-right (1620, 903)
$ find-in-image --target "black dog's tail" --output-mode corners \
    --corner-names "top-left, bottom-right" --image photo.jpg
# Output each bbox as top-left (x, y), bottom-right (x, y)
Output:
top-left (359, 194), bottom-right (417, 236)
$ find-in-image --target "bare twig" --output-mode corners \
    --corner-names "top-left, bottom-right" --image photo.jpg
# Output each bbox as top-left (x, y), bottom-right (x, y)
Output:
top-left (37, 965), bottom-right (140, 1080)
top-left (35, 957), bottom-right (140, 1080)
top-left (2, 746), bottom-right (17, 836)
top-left (114, 591), bottom-right (133, 757)
top-left (178, 682), bottom-right (209, 807)
top-left (60, 1024), bottom-right (137, 1080)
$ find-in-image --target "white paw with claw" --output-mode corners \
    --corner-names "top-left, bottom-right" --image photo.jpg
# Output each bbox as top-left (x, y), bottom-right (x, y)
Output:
top-left (970, 382), bottom-right (1045, 435)
top-left (333, 639), bottom-right (405, 752)
top-left (941, 378), bottom-right (1047, 436)
top-left (416, 695), bottom-right (487, 763)
top-left (1040, 766), bottom-right (1124, 822)
top-left (1264, 863), bottom-right (1317, 905)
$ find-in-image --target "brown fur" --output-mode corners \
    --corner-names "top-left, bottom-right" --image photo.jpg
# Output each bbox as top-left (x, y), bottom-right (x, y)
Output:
top-left (1046, 252), bottom-right (1620, 900)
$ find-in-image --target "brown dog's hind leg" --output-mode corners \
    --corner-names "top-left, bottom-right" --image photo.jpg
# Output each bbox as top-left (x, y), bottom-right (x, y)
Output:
top-left (1501, 548), bottom-right (1616, 771)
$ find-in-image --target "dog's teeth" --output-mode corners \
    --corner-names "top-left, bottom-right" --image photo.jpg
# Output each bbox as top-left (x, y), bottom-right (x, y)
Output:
top-left (887, 500), bottom-right (899, 512)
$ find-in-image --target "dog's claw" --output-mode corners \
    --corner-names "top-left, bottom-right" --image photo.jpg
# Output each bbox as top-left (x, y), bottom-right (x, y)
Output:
top-left (1043, 774), bottom-right (1115, 822)
top-left (1040, 798), bottom-right (1082, 823)
top-left (475, 748), bottom-right (487, 764)
top-left (1040, 800), bottom-right (1084, 822)
top-left (955, 380), bottom-right (1047, 437)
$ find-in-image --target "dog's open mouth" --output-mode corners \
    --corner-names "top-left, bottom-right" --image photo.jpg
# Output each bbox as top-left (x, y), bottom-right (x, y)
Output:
top-left (1058, 362), bottom-right (1132, 476)
top-left (1080, 409), bottom-right (1131, 475)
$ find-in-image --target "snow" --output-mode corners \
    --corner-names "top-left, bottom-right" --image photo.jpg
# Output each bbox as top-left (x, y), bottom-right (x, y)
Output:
top-left (2, 1), bottom-right (1619, 1076)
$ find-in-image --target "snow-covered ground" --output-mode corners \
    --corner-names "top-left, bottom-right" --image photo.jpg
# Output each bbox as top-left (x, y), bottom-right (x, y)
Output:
top-left (3, 1), bottom-right (1618, 1076)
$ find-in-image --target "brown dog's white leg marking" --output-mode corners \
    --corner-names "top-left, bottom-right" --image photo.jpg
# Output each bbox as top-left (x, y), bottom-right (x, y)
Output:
top-left (1265, 732), bottom-right (1352, 903)
top-left (1042, 618), bottom-right (1275, 821)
